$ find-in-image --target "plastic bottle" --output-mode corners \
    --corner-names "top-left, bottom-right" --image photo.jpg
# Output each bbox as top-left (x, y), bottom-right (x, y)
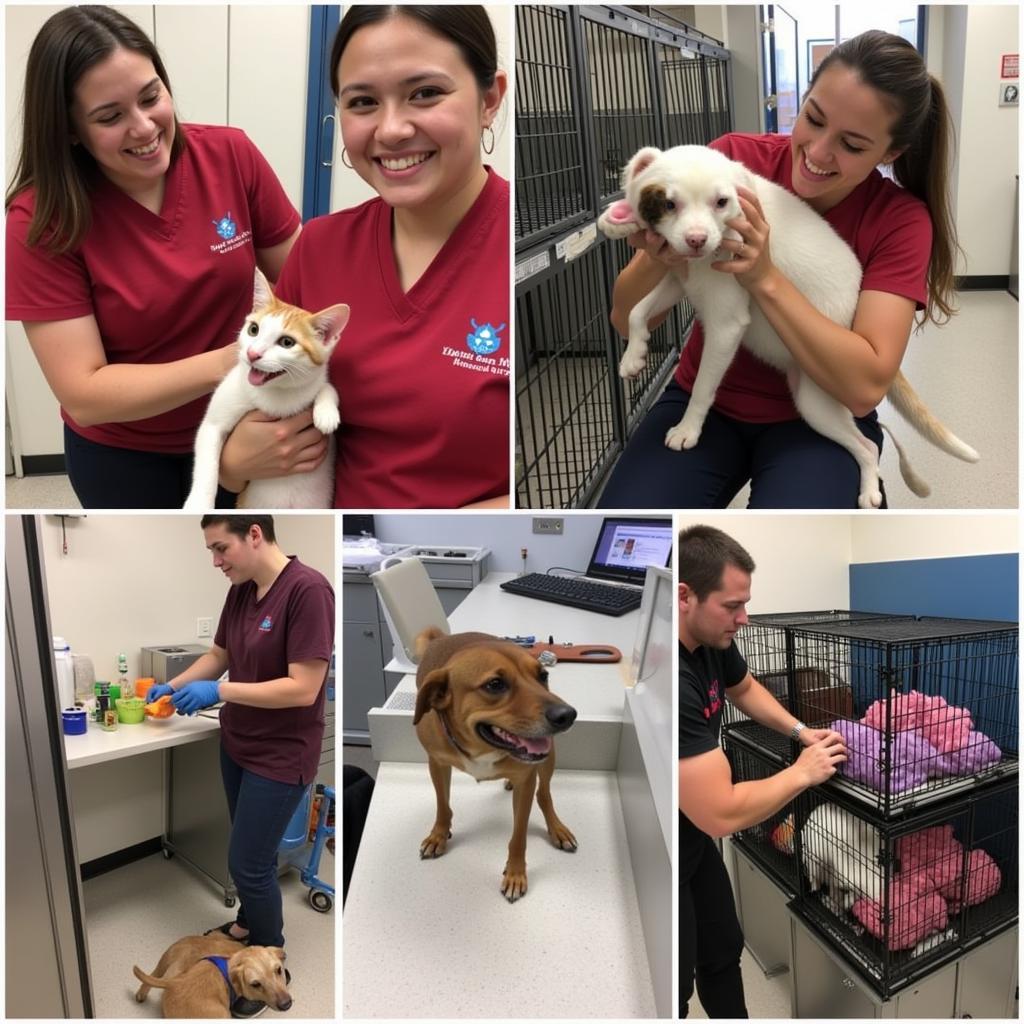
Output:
top-left (52, 637), bottom-right (75, 709)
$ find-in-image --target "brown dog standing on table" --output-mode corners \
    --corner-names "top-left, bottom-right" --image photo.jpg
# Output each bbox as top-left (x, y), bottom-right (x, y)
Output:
top-left (412, 628), bottom-right (578, 902)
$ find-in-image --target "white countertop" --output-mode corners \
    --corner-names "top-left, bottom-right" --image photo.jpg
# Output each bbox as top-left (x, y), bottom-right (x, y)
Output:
top-left (63, 708), bottom-right (221, 770)
top-left (343, 762), bottom-right (657, 1018)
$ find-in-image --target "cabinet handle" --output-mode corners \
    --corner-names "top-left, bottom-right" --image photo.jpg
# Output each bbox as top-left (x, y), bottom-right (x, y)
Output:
top-left (321, 113), bottom-right (335, 168)
top-left (362, 629), bottom-right (375, 638)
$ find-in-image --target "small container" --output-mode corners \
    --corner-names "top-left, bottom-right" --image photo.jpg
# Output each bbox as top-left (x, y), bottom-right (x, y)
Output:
top-left (101, 708), bottom-right (118, 731)
top-left (62, 708), bottom-right (88, 735)
top-left (94, 682), bottom-right (110, 723)
top-left (109, 682), bottom-right (122, 705)
top-left (135, 677), bottom-right (156, 699)
top-left (116, 696), bottom-right (146, 724)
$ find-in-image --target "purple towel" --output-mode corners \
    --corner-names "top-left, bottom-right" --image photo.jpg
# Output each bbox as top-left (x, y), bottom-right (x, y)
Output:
top-left (935, 731), bottom-right (1002, 775)
top-left (831, 720), bottom-right (941, 793)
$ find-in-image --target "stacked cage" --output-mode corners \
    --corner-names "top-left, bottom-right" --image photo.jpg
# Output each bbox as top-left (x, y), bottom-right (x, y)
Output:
top-left (514, 5), bottom-right (733, 507)
top-left (727, 613), bottom-right (1019, 1000)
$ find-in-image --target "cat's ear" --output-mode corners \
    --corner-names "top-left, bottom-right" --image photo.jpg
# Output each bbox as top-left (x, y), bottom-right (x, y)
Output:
top-left (253, 268), bottom-right (274, 309)
top-left (312, 303), bottom-right (350, 351)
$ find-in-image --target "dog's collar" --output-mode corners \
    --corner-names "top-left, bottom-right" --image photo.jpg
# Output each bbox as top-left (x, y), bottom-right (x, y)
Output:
top-left (204, 955), bottom-right (237, 1005)
top-left (437, 709), bottom-right (472, 759)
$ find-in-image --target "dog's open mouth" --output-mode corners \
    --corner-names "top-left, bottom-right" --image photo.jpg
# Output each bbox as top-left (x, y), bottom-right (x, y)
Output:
top-left (477, 723), bottom-right (552, 762)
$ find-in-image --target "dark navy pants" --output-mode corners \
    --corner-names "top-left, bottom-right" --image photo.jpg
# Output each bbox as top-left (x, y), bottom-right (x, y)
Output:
top-left (598, 381), bottom-right (886, 509)
top-left (681, 833), bottom-right (748, 1018)
top-left (64, 425), bottom-right (237, 509)
top-left (220, 747), bottom-right (308, 948)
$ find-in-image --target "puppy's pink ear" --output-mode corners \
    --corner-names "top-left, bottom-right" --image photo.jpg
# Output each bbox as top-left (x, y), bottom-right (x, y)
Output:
top-left (413, 670), bottom-right (451, 725)
top-left (623, 147), bottom-right (662, 187)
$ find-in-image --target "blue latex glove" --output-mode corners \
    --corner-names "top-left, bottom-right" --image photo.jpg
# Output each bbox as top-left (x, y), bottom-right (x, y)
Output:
top-left (171, 680), bottom-right (222, 716)
top-left (146, 682), bottom-right (175, 703)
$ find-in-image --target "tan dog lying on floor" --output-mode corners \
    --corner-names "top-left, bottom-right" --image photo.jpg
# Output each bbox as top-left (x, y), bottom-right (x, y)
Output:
top-left (133, 939), bottom-right (291, 1018)
top-left (412, 628), bottom-right (578, 902)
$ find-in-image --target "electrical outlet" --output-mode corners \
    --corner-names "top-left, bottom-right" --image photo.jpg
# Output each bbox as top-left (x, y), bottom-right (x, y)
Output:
top-left (532, 517), bottom-right (563, 535)
top-left (196, 617), bottom-right (212, 638)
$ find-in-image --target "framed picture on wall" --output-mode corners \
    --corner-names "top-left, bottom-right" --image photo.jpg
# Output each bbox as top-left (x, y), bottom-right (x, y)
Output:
top-left (807, 38), bottom-right (834, 78)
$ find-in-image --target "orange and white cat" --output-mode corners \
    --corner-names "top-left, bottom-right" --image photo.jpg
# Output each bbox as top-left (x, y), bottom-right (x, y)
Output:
top-left (183, 269), bottom-right (349, 510)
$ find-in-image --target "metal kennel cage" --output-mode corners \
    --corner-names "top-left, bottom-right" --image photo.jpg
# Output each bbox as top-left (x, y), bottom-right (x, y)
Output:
top-left (746, 617), bottom-right (1019, 817)
top-left (791, 779), bottom-right (1018, 1000)
top-left (723, 733), bottom-right (802, 897)
top-left (515, 5), bottom-right (733, 508)
top-left (728, 611), bottom-right (915, 744)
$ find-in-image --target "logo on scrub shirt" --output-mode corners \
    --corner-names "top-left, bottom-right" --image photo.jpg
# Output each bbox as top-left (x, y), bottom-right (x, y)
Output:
top-left (212, 212), bottom-right (237, 240)
top-left (258, 615), bottom-right (274, 633)
top-left (466, 319), bottom-right (505, 355)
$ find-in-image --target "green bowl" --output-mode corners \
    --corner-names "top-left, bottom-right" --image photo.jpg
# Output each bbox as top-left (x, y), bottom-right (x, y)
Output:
top-left (116, 696), bottom-right (146, 724)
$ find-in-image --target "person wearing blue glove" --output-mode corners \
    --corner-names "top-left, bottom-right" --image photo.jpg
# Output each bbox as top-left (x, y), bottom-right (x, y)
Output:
top-left (171, 680), bottom-right (222, 715)
top-left (163, 513), bottom-right (333, 1021)
top-left (144, 681), bottom-right (175, 703)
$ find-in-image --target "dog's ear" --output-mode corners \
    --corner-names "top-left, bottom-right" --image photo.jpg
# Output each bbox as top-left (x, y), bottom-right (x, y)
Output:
top-left (273, 947), bottom-right (287, 962)
top-left (623, 147), bottom-right (662, 188)
top-left (413, 669), bottom-right (452, 725)
top-left (228, 960), bottom-right (246, 993)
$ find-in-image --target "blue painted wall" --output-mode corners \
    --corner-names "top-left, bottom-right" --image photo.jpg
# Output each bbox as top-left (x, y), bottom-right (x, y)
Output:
top-left (849, 553), bottom-right (1018, 621)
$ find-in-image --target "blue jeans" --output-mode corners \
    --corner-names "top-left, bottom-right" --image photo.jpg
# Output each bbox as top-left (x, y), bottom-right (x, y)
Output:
top-left (64, 425), bottom-right (237, 509)
top-left (597, 380), bottom-right (887, 509)
top-left (220, 747), bottom-right (307, 947)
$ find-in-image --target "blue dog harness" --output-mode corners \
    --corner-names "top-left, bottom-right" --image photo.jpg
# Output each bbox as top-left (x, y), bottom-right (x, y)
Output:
top-left (203, 955), bottom-right (237, 1004)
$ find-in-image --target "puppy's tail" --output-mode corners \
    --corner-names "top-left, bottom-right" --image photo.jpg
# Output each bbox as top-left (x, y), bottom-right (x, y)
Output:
top-left (133, 965), bottom-right (171, 990)
top-left (878, 422), bottom-right (931, 498)
top-left (885, 371), bottom-right (980, 464)
top-left (414, 627), bottom-right (446, 663)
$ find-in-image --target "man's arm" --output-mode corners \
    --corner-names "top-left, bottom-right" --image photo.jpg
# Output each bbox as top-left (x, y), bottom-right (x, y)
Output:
top-left (679, 739), bottom-right (847, 838)
top-left (218, 659), bottom-right (327, 709)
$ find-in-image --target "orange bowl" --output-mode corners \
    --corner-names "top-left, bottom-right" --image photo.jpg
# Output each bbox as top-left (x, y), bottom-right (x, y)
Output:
top-left (144, 694), bottom-right (175, 718)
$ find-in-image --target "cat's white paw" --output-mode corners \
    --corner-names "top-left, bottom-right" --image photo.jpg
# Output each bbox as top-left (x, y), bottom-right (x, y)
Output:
top-left (665, 417), bottom-right (704, 451)
top-left (313, 403), bottom-right (340, 435)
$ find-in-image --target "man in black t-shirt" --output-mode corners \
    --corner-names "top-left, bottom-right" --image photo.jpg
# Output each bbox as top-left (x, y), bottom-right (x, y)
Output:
top-left (677, 525), bottom-right (847, 1019)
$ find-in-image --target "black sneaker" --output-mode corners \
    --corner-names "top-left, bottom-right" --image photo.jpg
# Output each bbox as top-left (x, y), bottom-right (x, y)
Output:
top-left (231, 996), bottom-right (267, 1019)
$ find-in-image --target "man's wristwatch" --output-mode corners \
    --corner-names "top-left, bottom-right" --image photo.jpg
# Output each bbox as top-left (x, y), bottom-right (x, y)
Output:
top-left (790, 721), bottom-right (807, 741)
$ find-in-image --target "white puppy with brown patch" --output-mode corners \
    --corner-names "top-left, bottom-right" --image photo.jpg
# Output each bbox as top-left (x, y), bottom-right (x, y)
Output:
top-left (598, 145), bottom-right (978, 507)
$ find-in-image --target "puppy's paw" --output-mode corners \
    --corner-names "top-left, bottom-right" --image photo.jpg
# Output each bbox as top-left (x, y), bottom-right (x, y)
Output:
top-left (858, 489), bottom-right (883, 509)
top-left (501, 863), bottom-right (528, 903)
top-left (619, 349), bottom-right (648, 379)
top-left (548, 820), bottom-right (578, 852)
top-left (183, 491), bottom-right (215, 513)
top-left (597, 214), bottom-right (640, 240)
top-left (419, 827), bottom-right (451, 859)
top-left (665, 421), bottom-right (702, 451)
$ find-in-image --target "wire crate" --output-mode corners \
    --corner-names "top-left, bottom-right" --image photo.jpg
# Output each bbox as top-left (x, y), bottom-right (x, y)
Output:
top-left (727, 611), bottom-right (914, 750)
top-left (791, 780), bottom-right (1018, 999)
top-left (514, 4), bottom-right (733, 508)
top-left (723, 733), bottom-right (801, 896)
top-left (791, 618), bottom-right (1018, 815)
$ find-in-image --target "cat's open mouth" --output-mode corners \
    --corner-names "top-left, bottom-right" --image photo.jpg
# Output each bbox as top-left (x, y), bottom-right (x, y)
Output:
top-left (248, 368), bottom-right (284, 387)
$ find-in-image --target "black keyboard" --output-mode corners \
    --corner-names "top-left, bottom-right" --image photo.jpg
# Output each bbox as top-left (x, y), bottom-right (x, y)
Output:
top-left (500, 573), bottom-right (642, 616)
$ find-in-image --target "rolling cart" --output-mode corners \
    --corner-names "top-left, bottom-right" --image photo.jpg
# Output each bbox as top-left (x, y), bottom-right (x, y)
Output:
top-left (279, 783), bottom-right (336, 912)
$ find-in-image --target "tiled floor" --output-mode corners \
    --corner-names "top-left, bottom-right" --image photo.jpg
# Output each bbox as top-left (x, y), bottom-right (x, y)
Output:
top-left (84, 849), bottom-right (334, 1019)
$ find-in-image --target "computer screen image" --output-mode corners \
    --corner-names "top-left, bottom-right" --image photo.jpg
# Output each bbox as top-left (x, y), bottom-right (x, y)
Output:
top-left (588, 517), bottom-right (673, 586)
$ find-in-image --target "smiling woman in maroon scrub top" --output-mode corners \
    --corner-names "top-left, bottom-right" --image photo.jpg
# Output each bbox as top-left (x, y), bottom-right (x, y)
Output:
top-left (5, 6), bottom-right (300, 509)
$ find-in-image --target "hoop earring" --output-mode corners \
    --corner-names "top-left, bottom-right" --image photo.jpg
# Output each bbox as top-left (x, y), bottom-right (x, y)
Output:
top-left (481, 126), bottom-right (495, 155)
top-left (341, 148), bottom-right (354, 169)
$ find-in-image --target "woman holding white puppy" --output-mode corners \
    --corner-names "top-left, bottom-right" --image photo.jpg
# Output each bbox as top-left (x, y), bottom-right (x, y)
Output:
top-left (600, 30), bottom-right (957, 509)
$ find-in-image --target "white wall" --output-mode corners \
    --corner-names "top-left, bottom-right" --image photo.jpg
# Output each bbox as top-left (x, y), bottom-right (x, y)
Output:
top-left (676, 514), bottom-right (852, 614)
top-left (943, 4), bottom-right (1019, 277)
top-left (373, 511), bottom-right (651, 575)
top-left (330, 4), bottom-right (512, 212)
top-left (38, 513), bottom-right (335, 683)
top-left (850, 512), bottom-right (1018, 563)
